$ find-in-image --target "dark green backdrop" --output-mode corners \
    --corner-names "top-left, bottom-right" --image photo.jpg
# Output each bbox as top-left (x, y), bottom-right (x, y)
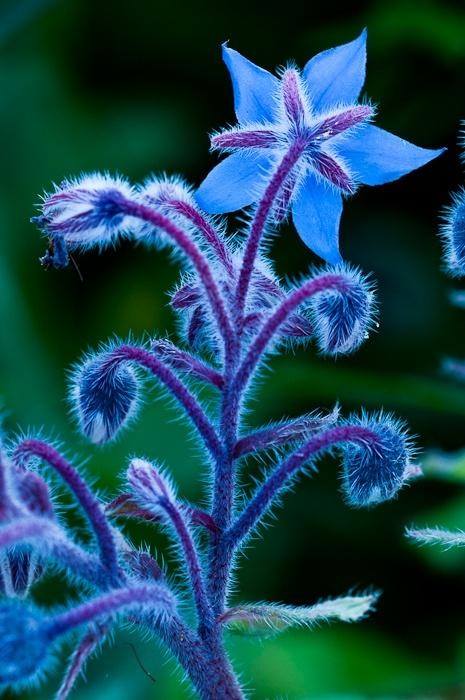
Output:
top-left (2, 0), bottom-right (465, 697)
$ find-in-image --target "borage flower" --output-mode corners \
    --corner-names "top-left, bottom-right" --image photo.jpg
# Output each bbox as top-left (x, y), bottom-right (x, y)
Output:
top-left (196, 30), bottom-right (444, 263)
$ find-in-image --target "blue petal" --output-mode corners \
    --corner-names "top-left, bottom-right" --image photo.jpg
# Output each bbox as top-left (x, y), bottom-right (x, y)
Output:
top-left (222, 43), bottom-right (280, 124)
top-left (303, 29), bottom-right (367, 113)
top-left (292, 174), bottom-right (343, 263)
top-left (339, 124), bottom-right (445, 185)
top-left (195, 151), bottom-right (272, 214)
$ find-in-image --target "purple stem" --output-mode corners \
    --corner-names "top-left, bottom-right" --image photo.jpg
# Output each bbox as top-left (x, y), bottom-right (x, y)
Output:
top-left (13, 440), bottom-right (120, 578)
top-left (233, 411), bottom-right (338, 459)
top-left (47, 584), bottom-right (175, 639)
top-left (0, 517), bottom-right (107, 586)
top-left (188, 305), bottom-right (207, 348)
top-left (235, 139), bottom-right (307, 321)
top-left (0, 451), bottom-right (8, 503)
top-left (151, 339), bottom-right (224, 389)
top-left (228, 424), bottom-right (379, 547)
top-left (112, 344), bottom-right (222, 460)
top-left (57, 623), bottom-right (107, 700)
top-left (161, 497), bottom-right (213, 632)
top-left (169, 198), bottom-right (234, 276)
top-left (121, 200), bottom-right (236, 362)
top-left (106, 493), bottom-right (218, 535)
top-left (236, 273), bottom-right (349, 394)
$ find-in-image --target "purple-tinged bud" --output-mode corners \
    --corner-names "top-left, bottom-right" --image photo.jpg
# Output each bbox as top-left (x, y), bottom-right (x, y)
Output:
top-left (310, 263), bottom-right (376, 355)
top-left (124, 550), bottom-right (163, 582)
top-left (127, 458), bottom-right (176, 517)
top-left (342, 413), bottom-right (415, 507)
top-left (33, 173), bottom-right (135, 253)
top-left (70, 352), bottom-right (140, 445)
top-left (0, 600), bottom-right (50, 686)
top-left (135, 175), bottom-right (196, 242)
top-left (138, 175), bottom-right (194, 213)
top-left (441, 189), bottom-right (465, 276)
top-left (0, 451), bottom-right (52, 597)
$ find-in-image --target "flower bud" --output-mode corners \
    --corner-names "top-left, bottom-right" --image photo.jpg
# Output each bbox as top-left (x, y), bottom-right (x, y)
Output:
top-left (441, 189), bottom-right (465, 276)
top-left (33, 173), bottom-right (135, 251)
top-left (342, 414), bottom-right (415, 507)
top-left (0, 600), bottom-right (50, 686)
top-left (138, 175), bottom-right (194, 212)
top-left (0, 452), bottom-right (52, 597)
top-left (71, 353), bottom-right (139, 445)
top-left (127, 458), bottom-right (176, 516)
top-left (311, 264), bottom-right (376, 355)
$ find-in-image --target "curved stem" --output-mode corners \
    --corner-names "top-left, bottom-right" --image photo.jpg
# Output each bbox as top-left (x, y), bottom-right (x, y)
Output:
top-left (233, 410), bottom-right (338, 459)
top-left (227, 425), bottom-right (378, 548)
top-left (121, 200), bottom-right (236, 363)
top-left (0, 450), bottom-right (8, 503)
top-left (48, 584), bottom-right (175, 639)
top-left (152, 615), bottom-right (244, 700)
top-left (151, 339), bottom-right (224, 389)
top-left (0, 517), bottom-right (109, 587)
top-left (13, 440), bottom-right (120, 579)
top-left (236, 273), bottom-right (348, 395)
top-left (235, 139), bottom-right (307, 321)
top-left (114, 344), bottom-right (223, 461)
top-left (161, 498), bottom-right (213, 632)
top-left (170, 199), bottom-right (234, 276)
top-left (57, 622), bottom-right (108, 700)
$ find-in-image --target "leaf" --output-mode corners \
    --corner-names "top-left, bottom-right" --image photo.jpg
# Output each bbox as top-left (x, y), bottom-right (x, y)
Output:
top-left (219, 594), bottom-right (378, 638)
top-left (421, 448), bottom-right (465, 484)
top-left (406, 526), bottom-right (465, 549)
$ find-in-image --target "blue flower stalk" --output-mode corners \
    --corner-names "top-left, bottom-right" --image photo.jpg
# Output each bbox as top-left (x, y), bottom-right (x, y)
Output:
top-left (3, 30), bottom-right (436, 698)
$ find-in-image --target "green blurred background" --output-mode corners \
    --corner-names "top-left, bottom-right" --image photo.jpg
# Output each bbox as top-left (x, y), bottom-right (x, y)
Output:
top-left (2, 0), bottom-right (465, 697)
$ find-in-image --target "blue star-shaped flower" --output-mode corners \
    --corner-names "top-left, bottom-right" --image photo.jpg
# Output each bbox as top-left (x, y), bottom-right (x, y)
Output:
top-left (196, 30), bottom-right (444, 263)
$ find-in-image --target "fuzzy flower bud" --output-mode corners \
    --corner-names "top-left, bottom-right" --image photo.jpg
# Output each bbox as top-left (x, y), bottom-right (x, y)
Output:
top-left (33, 174), bottom-right (135, 256)
top-left (138, 175), bottom-right (195, 213)
top-left (0, 450), bottom-right (52, 597)
top-left (127, 458), bottom-right (176, 516)
top-left (71, 352), bottom-right (139, 445)
top-left (341, 413), bottom-right (415, 507)
top-left (441, 189), bottom-right (465, 276)
top-left (0, 600), bottom-right (50, 686)
top-left (310, 264), bottom-right (376, 355)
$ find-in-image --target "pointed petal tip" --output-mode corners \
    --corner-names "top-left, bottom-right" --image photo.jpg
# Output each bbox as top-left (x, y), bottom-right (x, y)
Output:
top-left (304, 29), bottom-right (368, 112)
top-left (220, 44), bottom-right (279, 124)
top-left (341, 126), bottom-right (446, 187)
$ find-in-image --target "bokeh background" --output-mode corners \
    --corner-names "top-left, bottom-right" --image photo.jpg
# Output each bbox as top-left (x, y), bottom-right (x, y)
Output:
top-left (2, 0), bottom-right (465, 697)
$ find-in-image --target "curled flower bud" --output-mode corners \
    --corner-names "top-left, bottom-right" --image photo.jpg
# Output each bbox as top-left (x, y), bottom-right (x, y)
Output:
top-left (310, 264), bottom-right (376, 355)
top-left (33, 174), bottom-right (135, 258)
top-left (0, 600), bottom-right (50, 686)
top-left (127, 458), bottom-right (176, 516)
top-left (441, 189), bottom-right (465, 276)
top-left (138, 175), bottom-right (195, 213)
top-left (70, 352), bottom-right (140, 445)
top-left (0, 451), bottom-right (52, 597)
top-left (341, 413), bottom-right (415, 507)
